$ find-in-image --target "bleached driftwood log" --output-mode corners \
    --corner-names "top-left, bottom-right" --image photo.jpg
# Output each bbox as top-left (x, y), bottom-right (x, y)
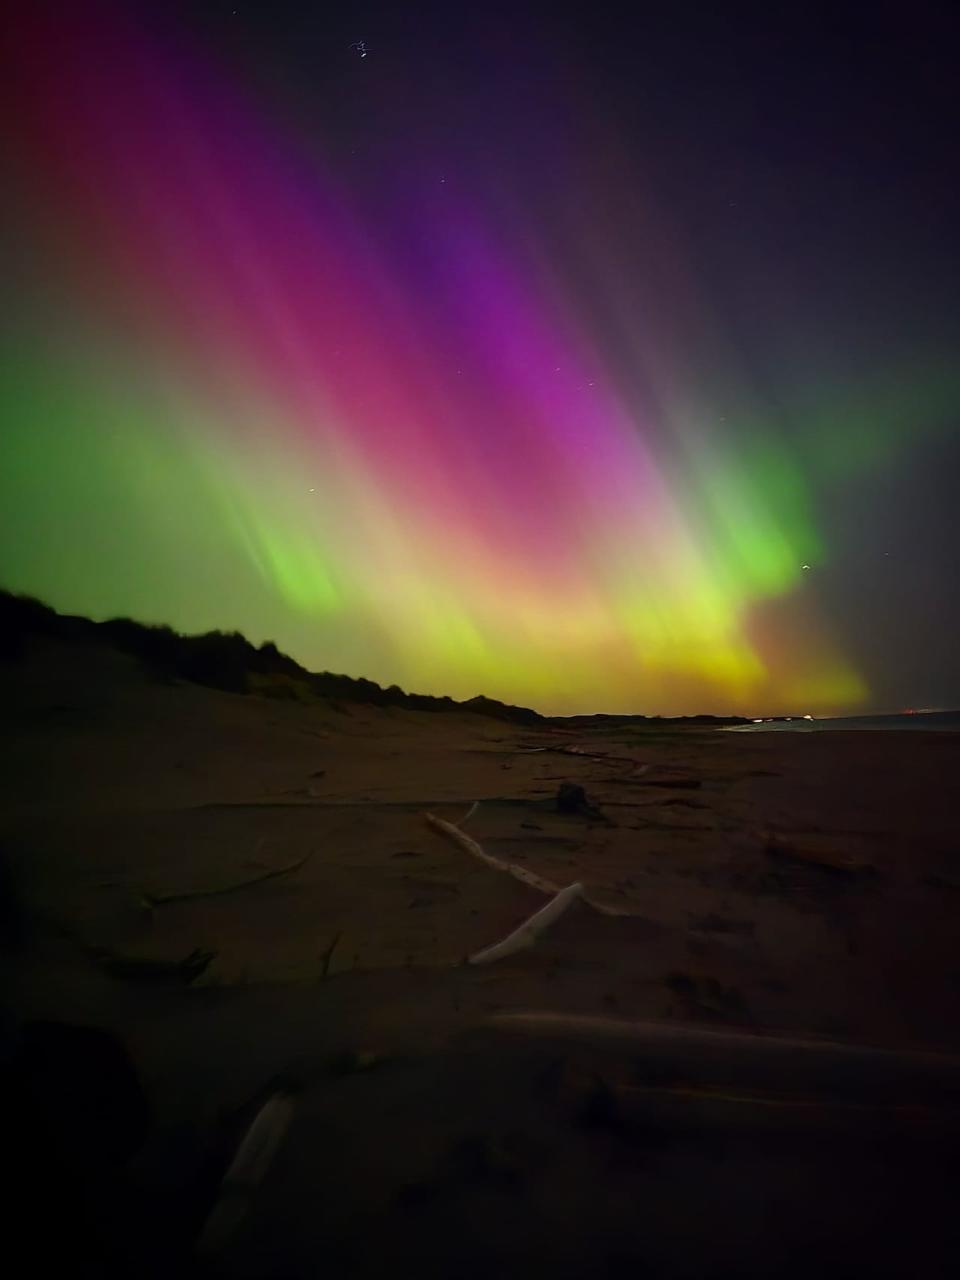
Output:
top-left (468, 881), bottom-right (583, 964)
top-left (424, 810), bottom-right (636, 951)
top-left (424, 810), bottom-right (635, 917)
top-left (424, 812), bottom-right (564, 895)
top-left (197, 1090), bottom-right (296, 1255)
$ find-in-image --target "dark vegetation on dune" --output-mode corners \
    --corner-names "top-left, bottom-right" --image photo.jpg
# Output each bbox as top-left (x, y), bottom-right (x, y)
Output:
top-left (0, 589), bottom-right (748, 726)
top-left (0, 588), bottom-right (544, 723)
top-left (558, 711), bottom-right (749, 727)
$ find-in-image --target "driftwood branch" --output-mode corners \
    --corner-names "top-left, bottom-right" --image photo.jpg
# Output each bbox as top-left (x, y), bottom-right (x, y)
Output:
top-left (197, 1090), bottom-right (296, 1255)
top-left (469, 882), bottom-right (583, 964)
top-left (87, 945), bottom-right (217, 984)
top-left (320, 930), bottom-right (342, 979)
top-left (424, 812), bottom-right (564, 895)
top-left (517, 744), bottom-right (647, 769)
top-left (143, 852), bottom-right (312, 907)
top-left (424, 811), bottom-right (633, 917)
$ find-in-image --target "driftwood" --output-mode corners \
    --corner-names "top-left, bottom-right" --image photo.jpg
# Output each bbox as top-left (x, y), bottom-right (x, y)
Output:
top-left (521, 744), bottom-right (646, 768)
top-left (320, 930), bottom-right (342, 979)
top-left (424, 812), bottom-right (565, 895)
top-left (143, 852), bottom-right (312, 907)
top-left (92, 946), bottom-right (216, 984)
top-left (764, 832), bottom-right (875, 876)
top-left (479, 1012), bottom-right (960, 1108)
top-left (424, 811), bottom-right (634, 919)
top-left (468, 882), bottom-right (583, 964)
top-left (197, 1090), bottom-right (296, 1255)
top-left (515, 745), bottom-right (709, 792)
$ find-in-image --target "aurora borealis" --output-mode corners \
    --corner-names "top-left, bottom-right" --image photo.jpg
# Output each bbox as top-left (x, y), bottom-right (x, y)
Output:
top-left (3, 3), bottom-right (958, 715)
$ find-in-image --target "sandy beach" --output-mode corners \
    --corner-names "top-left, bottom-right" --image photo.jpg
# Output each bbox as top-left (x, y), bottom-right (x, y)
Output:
top-left (4, 638), bottom-right (960, 1277)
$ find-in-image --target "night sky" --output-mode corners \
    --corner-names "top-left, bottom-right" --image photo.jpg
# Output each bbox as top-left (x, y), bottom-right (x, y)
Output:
top-left (2, 1), bottom-right (958, 715)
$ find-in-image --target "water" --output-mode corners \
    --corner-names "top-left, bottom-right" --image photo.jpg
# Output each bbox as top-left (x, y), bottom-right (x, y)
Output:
top-left (727, 711), bottom-right (960, 732)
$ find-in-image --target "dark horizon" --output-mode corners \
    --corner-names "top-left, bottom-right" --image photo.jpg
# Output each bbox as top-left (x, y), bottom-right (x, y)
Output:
top-left (6, 585), bottom-right (959, 725)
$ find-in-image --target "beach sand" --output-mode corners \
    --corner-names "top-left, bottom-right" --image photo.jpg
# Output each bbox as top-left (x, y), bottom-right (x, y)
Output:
top-left (3, 639), bottom-right (959, 1276)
